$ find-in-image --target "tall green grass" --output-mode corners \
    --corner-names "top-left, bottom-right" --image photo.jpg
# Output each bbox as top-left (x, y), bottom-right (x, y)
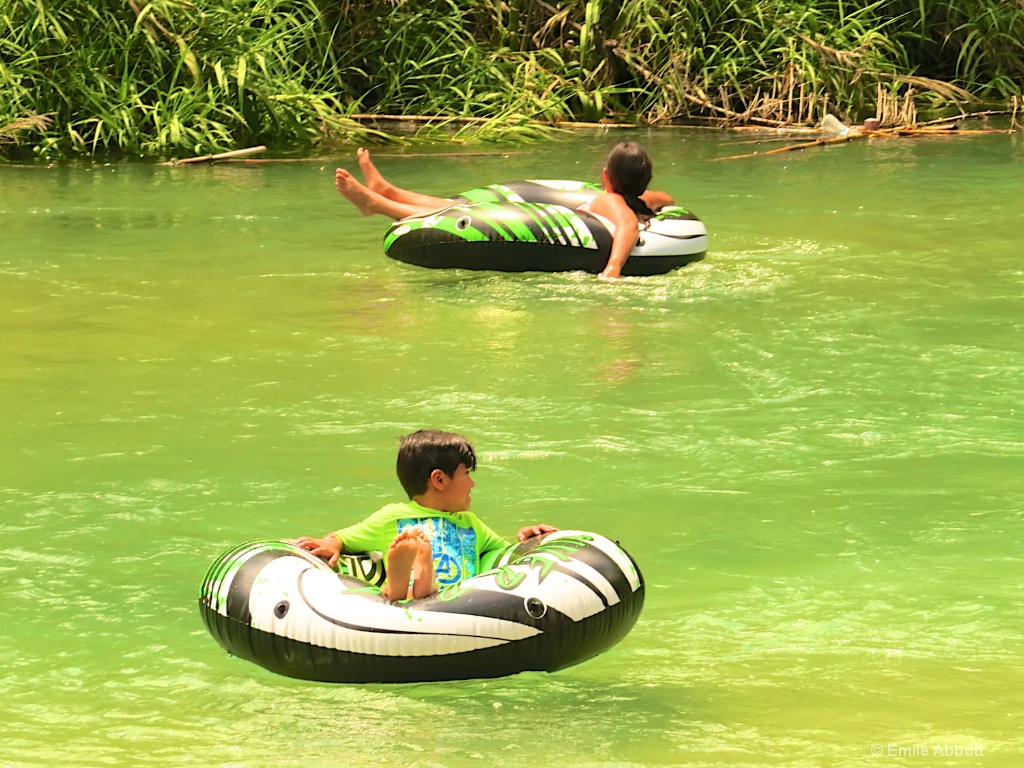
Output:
top-left (1, 0), bottom-right (1022, 158)
top-left (0, 0), bottom-right (387, 157)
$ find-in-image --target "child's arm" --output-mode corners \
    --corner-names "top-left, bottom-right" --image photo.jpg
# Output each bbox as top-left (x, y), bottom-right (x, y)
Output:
top-left (641, 189), bottom-right (674, 210)
top-left (293, 533), bottom-right (343, 567)
top-left (293, 505), bottom-right (397, 567)
top-left (517, 524), bottom-right (558, 542)
top-left (587, 193), bottom-right (641, 280)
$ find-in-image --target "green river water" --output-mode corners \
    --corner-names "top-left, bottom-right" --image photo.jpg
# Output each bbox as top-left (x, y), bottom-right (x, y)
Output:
top-left (1, 131), bottom-right (1021, 767)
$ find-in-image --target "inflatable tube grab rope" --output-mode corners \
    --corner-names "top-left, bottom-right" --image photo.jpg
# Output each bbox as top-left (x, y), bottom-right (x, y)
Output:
top-left (383, 180), bottom-right (708, 276)
top-left (199, 530), bottom-right (645, 684)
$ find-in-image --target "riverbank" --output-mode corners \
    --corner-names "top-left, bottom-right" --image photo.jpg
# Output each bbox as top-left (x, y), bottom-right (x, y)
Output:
top-left (2, 0), bottom-right (1023, 159)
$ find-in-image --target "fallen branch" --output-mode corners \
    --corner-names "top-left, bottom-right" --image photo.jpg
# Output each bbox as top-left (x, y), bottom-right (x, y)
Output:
top-left (916, 109), bottom-right (1016, 127)
top-left (711, 133), bottom-right (864, 161)
top-left (351, 113), bottom-right (491, 125)
top-left (360, 151), bottom-right (524, 158)
top-left (729, 134), bottom-right (822, 146)
top-left (348, 113), bottom-right (626, 131)
top-left (162, 145), bottom-right (267, 165)
top-left (710, 119), bottom-right (1008, 161)
top-left (889, 126), bottom-right (1007, 136)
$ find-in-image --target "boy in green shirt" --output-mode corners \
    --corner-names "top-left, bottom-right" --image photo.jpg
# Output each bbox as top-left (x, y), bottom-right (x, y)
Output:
top-left (294, 430), bottom-right (556, 601)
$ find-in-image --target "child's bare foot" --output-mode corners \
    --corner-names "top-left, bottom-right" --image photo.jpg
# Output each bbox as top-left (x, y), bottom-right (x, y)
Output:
top-left (410, 531), bottom-right (437, 599)
top-left (357, 148), bottom-right (394, 197)
top-left (335, 168), bottom-right (376, 216)
top-left (383, 528), bottom-right (431, 600)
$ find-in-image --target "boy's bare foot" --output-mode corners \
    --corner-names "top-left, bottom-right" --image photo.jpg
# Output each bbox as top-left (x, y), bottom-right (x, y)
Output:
top-left (384, 528), bottom-right (435, 600)
top-left (357, 148), bottom-right (394, 197)
top-left (383, 530), bottom-right (418, 600)
top-left (335, 168), bottom-right (376, 216)
top-left (410, 531), bottom-right (437, 599)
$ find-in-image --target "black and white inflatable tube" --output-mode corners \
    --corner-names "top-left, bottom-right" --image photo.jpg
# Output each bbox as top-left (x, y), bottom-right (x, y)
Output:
top-left (199, 530), bottom-right (645, 684)
top-left (383, 180), bottom-right (708, 276)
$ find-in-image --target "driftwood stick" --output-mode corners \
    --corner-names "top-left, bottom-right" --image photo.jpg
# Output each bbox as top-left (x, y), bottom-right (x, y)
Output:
top-left (162, 145), bottom-right (267, 165)
top-left (915, 110), bottom-right (1016, 127)
top-left (350, 113), bottom-right (492, 125)
top-left (711, 119), bottom-right (1011, 161)
top-left (892, 127), bottom-right (1008, 136)
top-left (358, 151), bottom-right (524, 158)
top-left (711, 133), bottom-right (866, 161)
top-left (728, 134), bottom-right (821, 146)
top-left (349, 112), bottom-right (641, 130)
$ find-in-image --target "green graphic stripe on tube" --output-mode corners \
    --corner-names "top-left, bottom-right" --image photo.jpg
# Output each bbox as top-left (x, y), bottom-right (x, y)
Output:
top-left (543, 204), bottom-right (582, 247)
top-left (460, 184), bottom-right (522, 204)
top-left (558, 206), bottom-right (597, 249)
top-left (475, 202), bottom-right (537, 242)
top-left (656, 206), bottom-right (694, 219)
top-left (539, 204), bottom-right (582, 246)
top-left (531, 203), bottom-right (577, 245)
top-left (519, 203), bottom-right (560, 244)
top-left (429, 216), bottom-right (490, 242)
top-left (470, 206), bottom-right (518, 241)
top-left (441, 204), bottom-right (519, 242)
top-left (384, 212), bottom-right (490, 251)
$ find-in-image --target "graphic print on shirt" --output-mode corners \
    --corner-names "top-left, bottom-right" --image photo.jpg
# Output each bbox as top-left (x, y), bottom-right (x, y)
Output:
top-left (398, 517), bottom-right (478, 585)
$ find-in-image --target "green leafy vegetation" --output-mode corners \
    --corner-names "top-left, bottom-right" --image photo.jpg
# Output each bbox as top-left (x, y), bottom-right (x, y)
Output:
top-left (1, 0), bottom-right (1022, 158)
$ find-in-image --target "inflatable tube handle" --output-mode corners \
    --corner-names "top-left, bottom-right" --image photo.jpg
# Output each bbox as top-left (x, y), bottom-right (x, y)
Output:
top-left (335, 551), bottom-right (387, 588)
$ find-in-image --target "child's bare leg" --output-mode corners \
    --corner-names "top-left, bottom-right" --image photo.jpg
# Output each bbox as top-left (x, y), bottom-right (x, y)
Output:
top-left (383, 529), bottom-right (421, 600)
top-left (410, 530), bottom-right (437, 599)
top-left (335, 168), bottom-right (436, 220)
top-left (357, 148), bottom-right (454, 210)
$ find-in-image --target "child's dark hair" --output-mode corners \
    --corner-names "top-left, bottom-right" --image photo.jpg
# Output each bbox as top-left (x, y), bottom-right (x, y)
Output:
top-left (605, 141), bottom-right (654, 216)
top-left (396, 430), bottom-right (477, 498)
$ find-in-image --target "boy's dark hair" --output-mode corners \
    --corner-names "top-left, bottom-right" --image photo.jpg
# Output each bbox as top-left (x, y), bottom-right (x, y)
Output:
top-left (605, 141), bottom-right (652, 197)
top-left (396, 430), bottom-right (477, 498)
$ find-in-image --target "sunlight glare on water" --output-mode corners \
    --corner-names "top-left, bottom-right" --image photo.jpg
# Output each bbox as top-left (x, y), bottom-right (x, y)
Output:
top-left (1, 131), bottom-right (1022, 766)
